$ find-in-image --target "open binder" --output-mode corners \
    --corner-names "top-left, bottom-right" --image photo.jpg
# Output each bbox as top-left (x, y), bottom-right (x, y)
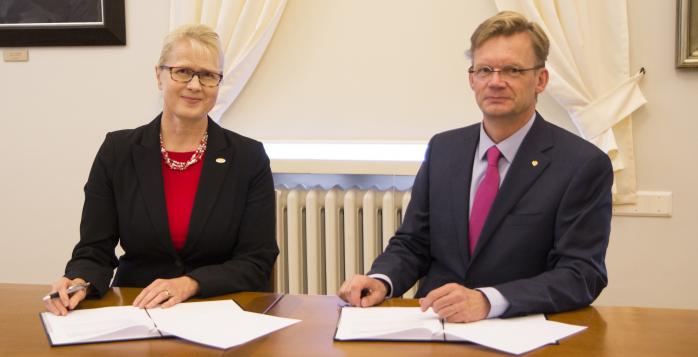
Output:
top-left (40, 299), bottom-right (299, 349)
top-left (334, 307), bottom-right (586, 355)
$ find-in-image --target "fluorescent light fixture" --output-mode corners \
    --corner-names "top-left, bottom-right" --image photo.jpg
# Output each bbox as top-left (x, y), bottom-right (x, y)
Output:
top-left (263, 142), bottom-right (427, 162)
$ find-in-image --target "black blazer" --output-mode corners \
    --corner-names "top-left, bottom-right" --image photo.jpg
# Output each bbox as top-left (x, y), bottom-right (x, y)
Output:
top-left (64, 115), bottom-right (278, 298)
top-left (369, 114), bottom-right (613, 317)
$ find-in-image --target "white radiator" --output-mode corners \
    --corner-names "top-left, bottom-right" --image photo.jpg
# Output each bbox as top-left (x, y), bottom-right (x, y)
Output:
top-left (274, 186), bottom-right (418, 297)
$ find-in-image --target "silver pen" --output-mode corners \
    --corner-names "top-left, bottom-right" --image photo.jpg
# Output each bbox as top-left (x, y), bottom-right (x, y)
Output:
top-left (42, 282), bottom-right (91, 301)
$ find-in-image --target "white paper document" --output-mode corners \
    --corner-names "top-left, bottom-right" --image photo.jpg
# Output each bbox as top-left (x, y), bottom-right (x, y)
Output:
top-left (335, 307), bottom-right (586, 355)
top-left (40, 300), bottom-right (300, 349)
top-left (148, 300), bottom-right (300, 349)
top-left (335, 307), bottom-right (444, 341)
top-left (41, 305), bottom-right (162, 346)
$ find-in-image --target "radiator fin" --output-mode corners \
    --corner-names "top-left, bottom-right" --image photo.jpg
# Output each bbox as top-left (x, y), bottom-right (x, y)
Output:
top-left (275, 186), bottom-right (417, 297)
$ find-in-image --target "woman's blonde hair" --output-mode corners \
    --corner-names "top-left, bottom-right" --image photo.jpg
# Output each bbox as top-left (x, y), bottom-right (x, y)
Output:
top-left (467, 11), bottom-right (549, 65)
top-left (158, 24), bottom-right (223, 68)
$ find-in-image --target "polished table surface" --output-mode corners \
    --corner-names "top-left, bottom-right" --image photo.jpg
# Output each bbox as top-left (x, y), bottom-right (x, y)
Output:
top-left (2, 283), bottom-right (697, 356)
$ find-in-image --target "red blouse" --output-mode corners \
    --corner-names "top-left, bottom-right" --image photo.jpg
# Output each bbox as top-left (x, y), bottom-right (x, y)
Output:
top-left (161, 151), bottom-right (204, 251)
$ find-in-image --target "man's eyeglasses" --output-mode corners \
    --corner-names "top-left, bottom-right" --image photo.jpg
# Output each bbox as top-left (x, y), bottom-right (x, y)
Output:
top-left (468, 64), bottom-right (544, 81)
top-left (160, 65), bottom-right (223, 87)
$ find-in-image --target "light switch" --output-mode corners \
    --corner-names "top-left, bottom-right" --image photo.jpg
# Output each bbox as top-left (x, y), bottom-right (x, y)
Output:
top-left (4, 49), bottom-right (29, 62)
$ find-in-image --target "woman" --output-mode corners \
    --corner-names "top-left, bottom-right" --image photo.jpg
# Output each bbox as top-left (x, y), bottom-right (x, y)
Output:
top-left (44, 24), bottom-right (278, 315)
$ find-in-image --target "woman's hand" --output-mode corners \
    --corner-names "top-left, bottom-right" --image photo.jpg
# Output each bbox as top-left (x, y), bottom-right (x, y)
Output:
top-left (44, 277), bottom-right (88, 316)
top-left (133, 276), bottom-right (199, 309)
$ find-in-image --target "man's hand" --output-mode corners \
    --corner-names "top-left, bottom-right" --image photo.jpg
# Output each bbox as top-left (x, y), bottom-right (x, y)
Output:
top-left (133, 276), bottom-right (199, 309)
top-left (419, 283), bottom-right (490, 322)
top-left (337, 275), bottom-right (388, 307)
top-left (44, 277), bottom-right (88, 316)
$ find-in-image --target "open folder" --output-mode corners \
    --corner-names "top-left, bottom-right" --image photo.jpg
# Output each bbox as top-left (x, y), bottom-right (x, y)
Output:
top-left (334, 307), bottom-right (586, 355)
top-left (40, 299), bottom-right (299, 349)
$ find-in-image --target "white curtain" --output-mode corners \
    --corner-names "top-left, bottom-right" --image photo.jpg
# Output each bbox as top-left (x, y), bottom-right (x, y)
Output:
top-left (495, 0), bottom-right (646, 204)
top-left (170, 0), bottom-right (287, 122)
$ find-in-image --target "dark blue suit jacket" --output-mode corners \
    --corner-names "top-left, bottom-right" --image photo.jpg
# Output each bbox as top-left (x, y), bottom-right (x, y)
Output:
top-left (369, 114), bottom-right (612, 317)
top-left (64, 114), bottom-right (278, 298)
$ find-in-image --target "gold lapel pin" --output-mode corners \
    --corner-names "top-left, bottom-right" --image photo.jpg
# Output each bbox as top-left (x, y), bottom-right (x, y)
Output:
top-left (531, 160), bottom-right (539, 167)
top-left (216, 158), bottom-right (226, 164)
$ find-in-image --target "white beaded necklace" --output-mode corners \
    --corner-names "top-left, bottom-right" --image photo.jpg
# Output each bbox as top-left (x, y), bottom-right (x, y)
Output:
top-left (159, 132), bottom-right (208, 171)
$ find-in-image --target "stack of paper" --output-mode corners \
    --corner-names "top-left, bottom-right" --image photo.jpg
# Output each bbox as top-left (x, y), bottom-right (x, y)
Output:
top-left (40, 305), bottom-right (163, 345)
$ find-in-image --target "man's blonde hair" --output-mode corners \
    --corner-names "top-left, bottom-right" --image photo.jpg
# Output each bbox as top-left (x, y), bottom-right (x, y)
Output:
top-left (158, 24), bottom-right (223, 69)
top-left (467, 11), bottom-right (549, 65)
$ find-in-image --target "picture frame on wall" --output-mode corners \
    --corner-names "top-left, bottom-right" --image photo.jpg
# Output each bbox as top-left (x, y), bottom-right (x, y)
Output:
top-left (0, 0), bottom-right (125, 46)
top-left (676, 0), bottom-right (698, 68)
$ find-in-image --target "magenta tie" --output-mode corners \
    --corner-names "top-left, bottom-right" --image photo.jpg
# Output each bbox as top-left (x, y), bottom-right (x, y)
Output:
top-left (469, 146), bottom-right (501, 255)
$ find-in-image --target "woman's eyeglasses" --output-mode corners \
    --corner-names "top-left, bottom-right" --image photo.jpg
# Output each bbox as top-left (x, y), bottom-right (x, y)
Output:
top-left (160, 65), bottom-right (223, 87)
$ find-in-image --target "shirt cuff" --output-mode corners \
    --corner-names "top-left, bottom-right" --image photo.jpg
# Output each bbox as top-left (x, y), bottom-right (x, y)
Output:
top-left (367, 274), bottom-right (393, 298)
top-left (477, 287), bottom-right (510, 318)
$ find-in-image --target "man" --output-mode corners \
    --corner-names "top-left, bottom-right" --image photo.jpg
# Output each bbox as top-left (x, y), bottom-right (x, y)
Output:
top-left (338, 11), bottom-right (612, 322)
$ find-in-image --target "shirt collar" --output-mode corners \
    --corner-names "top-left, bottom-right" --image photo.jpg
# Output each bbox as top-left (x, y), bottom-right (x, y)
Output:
top-left (477, 112), bottom-right (537, 163)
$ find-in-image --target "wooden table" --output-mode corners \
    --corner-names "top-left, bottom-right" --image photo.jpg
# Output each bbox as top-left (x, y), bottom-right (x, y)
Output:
top-left (2, 283), bottom-right (697, 356)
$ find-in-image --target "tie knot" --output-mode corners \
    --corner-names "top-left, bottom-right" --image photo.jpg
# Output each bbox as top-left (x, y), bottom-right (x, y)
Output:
top-left (486, 146), bottom-right (501, 166)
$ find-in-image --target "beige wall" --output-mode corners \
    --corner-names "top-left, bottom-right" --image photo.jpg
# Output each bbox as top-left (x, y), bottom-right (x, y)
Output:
top-left (0, 0), bottom-right (170, 282)
top-left (605, 0), bottom-right (698, 309)
top-left (1, 0), bottom-right (696, 309)
top-left (223, 0), bottom-right (575, 140)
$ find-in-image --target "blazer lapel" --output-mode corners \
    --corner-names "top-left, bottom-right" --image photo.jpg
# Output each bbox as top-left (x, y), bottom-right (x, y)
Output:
top-left (132, 116), bottom-right (178, 257)
top-left (469, 114), bottom-right (553, 262)
top-left (181, 119), bottom-right (235, 254)
top-left (450, 126), bottom-right (479, 269)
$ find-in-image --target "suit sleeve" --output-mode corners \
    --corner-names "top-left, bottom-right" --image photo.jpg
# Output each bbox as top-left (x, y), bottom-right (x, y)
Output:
top-left (495, 151), bottom-right (613, 317)
top-left (186, 144), bottom-right (278, 297)
top-left (64, 133), bottom-right (120, 297)
top-left (368, 139), bottom-right (433, 296)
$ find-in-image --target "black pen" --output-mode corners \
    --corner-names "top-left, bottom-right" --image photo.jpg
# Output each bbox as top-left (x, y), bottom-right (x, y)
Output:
top-left (42, 282), bottom-right (91, 301)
